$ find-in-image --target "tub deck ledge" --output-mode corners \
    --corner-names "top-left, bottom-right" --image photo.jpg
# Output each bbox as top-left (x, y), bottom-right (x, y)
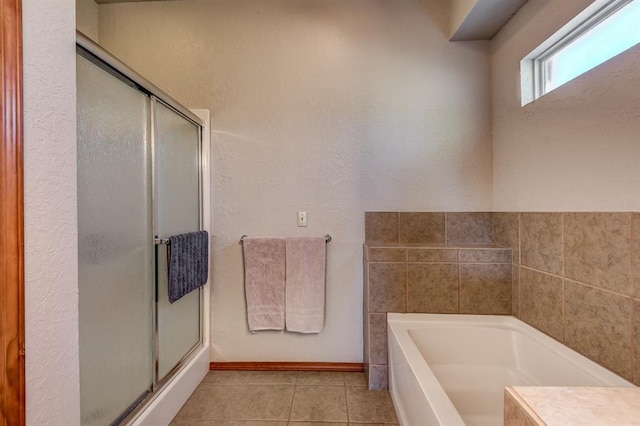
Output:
top-left (505, 386), bottom-right (640, 426)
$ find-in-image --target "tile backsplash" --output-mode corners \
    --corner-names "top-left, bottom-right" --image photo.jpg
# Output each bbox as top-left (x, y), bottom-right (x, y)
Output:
top-left (365, 211), bottom-right (493, 245)
top-left (493, 212), bottom-right (639, 384)
top-left (363, 212), bottom-right (511, 389)
top-left (364, 211), bottom-right (640, 390)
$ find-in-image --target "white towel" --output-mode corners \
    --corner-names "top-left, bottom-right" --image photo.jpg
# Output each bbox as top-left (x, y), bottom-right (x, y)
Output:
top-left (285, 237), bottom-right (326, 333)
top-left (242, 237), bottom-right (286, 331)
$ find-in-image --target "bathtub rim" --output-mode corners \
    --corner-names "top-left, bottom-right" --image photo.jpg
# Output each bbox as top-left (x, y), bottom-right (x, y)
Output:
top-left (388, 314), bottom-right (465, 426)
top-left (387, 313), bottom-right (634, 426)
top-left (389, 313), bottom-right (633, 386)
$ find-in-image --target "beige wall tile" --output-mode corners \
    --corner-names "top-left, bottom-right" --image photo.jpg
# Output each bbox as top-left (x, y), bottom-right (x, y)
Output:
top-left (460, 263), bottom-right (512, 314)
top-left (493, 212), bottom-right (520, 264)
top-left (564, 280), bottom-right (632, 381)
top-left (564, 213), bottom-right (632, 295)
top-left (365, 212), bottom-right (398, 244)
top-left (368, 247), bottom-right (406, 262)
top-left (519, 268), bottom-right (563, 341)
top-left (398, 212), bottom-right (445, 244)
top-left (520, 213), bottom-right (563, 275)
top-left (633, 214), bottom-right (640, 298)
top-left (369, 313), bottom-right (387, 365)
top-left (459, 248), bottom-right (512, 263)
top-left (363, 300), bottom-right (369, 366)
top-left (407, 263), bottom-right (459, 313)
top-left (367, 365), bottom-right (388, 390)
top-left (634, 300), bottom-right (640, 386)
top-left (368, 263), bottom-right (406, 313)
top-left (446, 212), bottom-right (493, 244)
top-left (407, 248), bottom-right (458, 262)
top-left (363, 253), bottom-right (369, 314)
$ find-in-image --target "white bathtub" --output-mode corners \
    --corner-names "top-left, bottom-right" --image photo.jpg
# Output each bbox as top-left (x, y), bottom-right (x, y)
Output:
top-left (387, 313), bottom-right (634, 426)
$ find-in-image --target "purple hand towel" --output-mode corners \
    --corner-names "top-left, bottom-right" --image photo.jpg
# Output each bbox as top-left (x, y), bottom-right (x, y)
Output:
top-left (285, 237), bottom-right (326, 333)
top-left (242, 237), bottom-right (286, 331)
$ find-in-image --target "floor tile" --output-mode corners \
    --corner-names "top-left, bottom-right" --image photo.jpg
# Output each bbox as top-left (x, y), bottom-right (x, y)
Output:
top-left (172, 421), bottom-right (287, 426)
top-left (344, 372), bottom-right (367, 387)
top-left (296, 371), bottom-right (345, 385)
top-left (203, 370), bottom-right (297, 385)
top-left (348, 424), bottom-right (392, 426)
top-left (175, 384), bottom-right (294, 421)
top-left (346, 387), bottom-right (398, 424)
top-left (348, 424), bottom-right (398, 426)
top-left (290, 385), bottom-right (348, 422)
top-left (174, 370), bottom-right (398, 425)
top-left (288, 423), bottom-right (348, 426)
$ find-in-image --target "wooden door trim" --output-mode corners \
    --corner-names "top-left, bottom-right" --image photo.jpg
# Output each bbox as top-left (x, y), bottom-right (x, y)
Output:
top-left (1, 0), bottom-right (26, 424)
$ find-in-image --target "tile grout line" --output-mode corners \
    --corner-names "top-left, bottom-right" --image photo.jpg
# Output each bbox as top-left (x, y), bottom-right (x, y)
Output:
top-left (457, 248), bottom-right (461, 313)
top-left (521, 261), bottom-right (637, 300)
top-left (518, 212), bottom-right (521, 317)
top-left (561, 212), bottom-right (566, 343)
top-left (630, 214), bottom-right (636, 384)
top-left (444, 212), bottom-right (448, 245)
top-left (405, 246), bottom-right (409, 313)
top-left (554, 271), bottom-right (635, 299)
top-left (287, 371), bottom-right (298, 422)
top-left (631, 296), bottom-right (636, 384)
top-left (405, 252), bottom-right (409, 313)
top-left (369, 260), bottom-right (512, 264)
top-left (344, 377), bottom-right (350, 424)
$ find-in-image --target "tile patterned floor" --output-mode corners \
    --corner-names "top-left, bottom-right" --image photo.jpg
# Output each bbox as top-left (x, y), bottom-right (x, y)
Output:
top-left (170, 371), bottom-right (399, 425)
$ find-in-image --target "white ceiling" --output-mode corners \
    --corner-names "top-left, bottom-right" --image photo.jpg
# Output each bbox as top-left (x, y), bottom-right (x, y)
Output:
top-left (450, 0), bottom-right (529, 41)
top-left (93, 0), bottom-right (528, 41)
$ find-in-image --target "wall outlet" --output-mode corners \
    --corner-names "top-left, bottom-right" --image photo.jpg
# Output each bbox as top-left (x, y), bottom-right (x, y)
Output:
top-left (297, 211), bottom-right (307, 227)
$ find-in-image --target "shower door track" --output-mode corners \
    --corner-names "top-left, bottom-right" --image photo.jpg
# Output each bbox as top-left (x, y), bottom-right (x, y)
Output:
top-left (76, 31), bottom-right (203, 128)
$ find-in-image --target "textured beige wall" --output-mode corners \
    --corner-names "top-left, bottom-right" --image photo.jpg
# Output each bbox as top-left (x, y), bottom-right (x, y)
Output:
top-left (76, 0), bottom-right (99, 41)
top-left (24, 0), bottom-right (81, 423)
top-left (98, 0), bottom-right (493, 362)
top-left (491, 0), bottom-right (640, 211)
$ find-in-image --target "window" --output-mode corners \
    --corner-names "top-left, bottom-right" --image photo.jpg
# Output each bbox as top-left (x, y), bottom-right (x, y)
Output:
top-left (521, 0), bottom-right (640, 105)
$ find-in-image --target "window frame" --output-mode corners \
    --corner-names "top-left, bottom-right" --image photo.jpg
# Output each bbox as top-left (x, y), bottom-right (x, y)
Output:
top-left (521, 0), bottom-right (638, 105)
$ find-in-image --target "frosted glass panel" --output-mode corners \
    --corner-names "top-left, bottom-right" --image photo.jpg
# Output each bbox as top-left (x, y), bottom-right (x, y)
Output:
top-left (155, 102), bottom-right (201, 380)
top-left (77, 55), bottom-right (153, 425)
top-left (544, 0), bottom-right (640, 93)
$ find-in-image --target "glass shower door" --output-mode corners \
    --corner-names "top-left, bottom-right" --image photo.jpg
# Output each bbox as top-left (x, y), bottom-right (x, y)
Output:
top-left (77, 55), bottom-right (154, 425)
top-left (155, 101), bottom-right (202, 382)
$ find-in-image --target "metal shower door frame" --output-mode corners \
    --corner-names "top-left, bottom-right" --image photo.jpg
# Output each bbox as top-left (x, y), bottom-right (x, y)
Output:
top-left (76, 31), bottom-right (205, 426)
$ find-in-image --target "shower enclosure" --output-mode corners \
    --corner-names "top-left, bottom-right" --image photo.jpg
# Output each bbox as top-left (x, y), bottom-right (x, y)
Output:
top-left (76, 32), bottom-right (206, 425)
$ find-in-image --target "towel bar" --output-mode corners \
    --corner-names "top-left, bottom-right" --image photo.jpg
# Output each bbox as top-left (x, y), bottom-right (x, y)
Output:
top-left (154, 238), bottom-right (170, 245)
top-left (239, 234), bottom-right (332, 244)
